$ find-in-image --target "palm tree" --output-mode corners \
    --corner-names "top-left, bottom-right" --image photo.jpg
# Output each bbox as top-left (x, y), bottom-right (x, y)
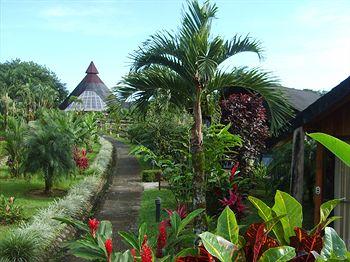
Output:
top-left (117, 1), bottom-right (292, 217)
top-left (25, 110), bottom-right (74, 195)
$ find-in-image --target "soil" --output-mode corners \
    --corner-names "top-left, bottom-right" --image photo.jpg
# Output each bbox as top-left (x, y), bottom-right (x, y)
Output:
top-left (26, 188), bottom-right (67, 198)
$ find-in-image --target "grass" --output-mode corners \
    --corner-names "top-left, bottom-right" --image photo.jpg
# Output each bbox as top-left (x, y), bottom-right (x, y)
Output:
top-left (138, 189), bottom-right (177, 242)
top-left (0, 140), bottom-right (101, 239)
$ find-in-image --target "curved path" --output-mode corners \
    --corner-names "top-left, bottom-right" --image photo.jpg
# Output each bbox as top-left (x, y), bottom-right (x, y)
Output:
top-left (96, 139), bottom-right (143, 251)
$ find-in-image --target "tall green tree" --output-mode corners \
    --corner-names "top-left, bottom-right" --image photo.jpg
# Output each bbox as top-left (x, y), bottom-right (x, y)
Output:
top-left (117, 0), bottom-right (292, 219)
top-left (25, 110), bottom-right (74, 194)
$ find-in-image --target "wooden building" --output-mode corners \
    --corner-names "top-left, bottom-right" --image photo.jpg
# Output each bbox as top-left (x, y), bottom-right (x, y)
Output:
top-left (288, 76), bottom-right (350, 247)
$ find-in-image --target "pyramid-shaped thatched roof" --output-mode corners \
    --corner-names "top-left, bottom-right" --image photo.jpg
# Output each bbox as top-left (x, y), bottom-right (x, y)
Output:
top-left (59, 61), bottom-right (111, 111)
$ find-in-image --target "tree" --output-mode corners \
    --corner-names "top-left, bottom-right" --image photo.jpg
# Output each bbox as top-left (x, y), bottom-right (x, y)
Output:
top-left (0, 59), bottom-right (67, 103)
top-left (117, 0), bottom-right (292, 221)
top-left (25, 110), bottom-right (74, 195)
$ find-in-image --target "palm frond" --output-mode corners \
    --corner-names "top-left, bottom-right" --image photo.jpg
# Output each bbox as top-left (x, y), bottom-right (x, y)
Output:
top-left (218, 34), bottom-right (264, 64)
top-left (116, 67), bottom-right (193, 113)
top-left (207, 68), bottom-right (294, 134)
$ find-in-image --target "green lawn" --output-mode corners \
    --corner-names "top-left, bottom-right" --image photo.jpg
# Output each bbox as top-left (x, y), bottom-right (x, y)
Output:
top-left (0, 140), bottom-right (101, 239)
top-left (138, 189), bottom-right (177, 242)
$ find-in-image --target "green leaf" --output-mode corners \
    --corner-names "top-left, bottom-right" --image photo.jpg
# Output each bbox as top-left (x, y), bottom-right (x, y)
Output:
top-left (248, 196), bottom-right (286, 245)
top-left (199, 232), bottom-right (236, 262)
top-left (53, 217), bottom-right (89, 233)
top-left (178, 208), bottom-right (204, 234)
top-left (98, 220), bottom-right (113, 241)
top-left (258, 246), bottom-right (296, 262)
top-left (248, 196), bottom-right (272, 221)
top-left (272, 190), bottom-right (302, 243)
top-left (171, 212), bottom-right (181, 236)
top-left (138, 222), bottom-right (147, 248)
top-left (308, 133), bottom-right (350, 167)
top-left (320, 227), bottom-right (348, 260)
top-left (216, 206), bottom-right (239, 244)
top-left (320, 199), bottom-right (342, 223)
top-left (118, 231), bottom-right (139, 250)
top-left (112, 250), bottom-right (133, 262)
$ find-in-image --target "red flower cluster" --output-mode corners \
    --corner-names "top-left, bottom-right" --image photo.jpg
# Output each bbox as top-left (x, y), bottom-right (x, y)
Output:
top-left (156, 221), bottom-right (167, 258)
top-left (88, 218), bottom-right (99, 238)
top-left (73, 147), bottom-right (89, 171)
top-left (229, 162), bottom-right (239, 182)
top-left (140, 235), bottom-right (153, 262)
top-left (164, 204), bottom-right (187, 219)
top-left (105, 238), bottom-right (113, 262)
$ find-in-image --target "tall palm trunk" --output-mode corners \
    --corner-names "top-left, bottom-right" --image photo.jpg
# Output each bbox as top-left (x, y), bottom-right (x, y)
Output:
top-left (191, 86), bottom-right (206, 230)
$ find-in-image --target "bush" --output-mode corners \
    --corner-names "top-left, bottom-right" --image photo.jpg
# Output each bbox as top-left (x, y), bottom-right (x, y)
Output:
top-left (221, 93), bottom-right (269, 176)
top-left (0, 230), bottom-right (42, 262)
top-left (0, 195), bottom-right (24, 225)
top-left (141, 169), bottom-right (161, 182)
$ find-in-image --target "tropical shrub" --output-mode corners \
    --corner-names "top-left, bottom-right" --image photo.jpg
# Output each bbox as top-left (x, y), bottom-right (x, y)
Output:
top-left (56, 191), bottom-right (349, 262)
top-left (4, 116), bottom-right (27, 177)
top-left (0, 230), bottom-right (42, 262)
top-left (56, 208), bottom-right (204, 261)
top-left (221, 93), bottom-right (270, 177)
top-left (74, 147), bottom-right (90, 172)
top-left (0, 195), bottom-right (24, 225)
top-left (25, 110), bottom-right (75, 194)
top-left (141, 170), bottom-right (162, 182)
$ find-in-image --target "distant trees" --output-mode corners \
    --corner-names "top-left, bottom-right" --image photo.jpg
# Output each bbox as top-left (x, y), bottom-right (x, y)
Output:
top-left (0, 59), bottom-right (68, 124)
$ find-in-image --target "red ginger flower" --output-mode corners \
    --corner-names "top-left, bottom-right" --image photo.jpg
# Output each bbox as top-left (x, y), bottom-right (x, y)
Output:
top-left (164, 204), bottom-right (187, 219)
top-left (141, 235), bottom-right (153, 262)
top-left (105, 239), bottom-right (113, 262)
top-left (156, 221), bottom-right (167, 258)
top-left (88, 218), bottom-right (99, 238)
top-left (229, 162), bottom-right (239, 182)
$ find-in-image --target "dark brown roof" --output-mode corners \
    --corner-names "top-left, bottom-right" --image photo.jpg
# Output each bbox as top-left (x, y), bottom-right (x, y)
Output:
top-left (280, 87), bottom-right (321, 112)
top-left (59, 61), bottom-right (111, 110)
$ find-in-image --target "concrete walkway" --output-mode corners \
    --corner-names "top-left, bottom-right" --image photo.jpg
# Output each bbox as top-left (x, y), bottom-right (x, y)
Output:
top-left (95, 139), bottom-right (143, 251)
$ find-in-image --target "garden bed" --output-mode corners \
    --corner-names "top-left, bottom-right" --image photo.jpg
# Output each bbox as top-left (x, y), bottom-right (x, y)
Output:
top-left (0, 137), bottom-right (113, 261)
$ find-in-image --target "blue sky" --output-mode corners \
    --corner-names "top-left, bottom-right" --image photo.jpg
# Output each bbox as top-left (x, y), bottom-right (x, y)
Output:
top-left (1, 0), bottom-right (349, 92)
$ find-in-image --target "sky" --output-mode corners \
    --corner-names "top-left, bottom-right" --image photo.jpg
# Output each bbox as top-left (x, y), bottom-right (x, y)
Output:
top-left (1, 0), bottom-right (350, 93)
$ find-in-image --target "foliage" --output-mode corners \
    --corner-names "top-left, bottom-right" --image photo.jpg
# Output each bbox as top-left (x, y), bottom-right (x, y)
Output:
top-left (308, 132), bottom-right (350, 167)
top-left (25, 110), bottom-right (75, 194)
top-left (74, 147), bottom-right (90, 172)
top-left (128, 104), bottom-right (191, 163)
top-left (118, 0), bottom-right (293, 217)
top-left (0, 195), bottom-right (24, 225)
top-left (221, 93), bottom-right (270, 176)
top-left (54, 217), bottom-right (132, 261)
top-left (0, 59), bottom-right (67, 104)
top-left (141, 169), bottom-right (162, 182)
top-left (0, 137), bottom-right (113, 261)
top-left (3, 116), bottom-right (27, 177)
top-left (0, 229), bottom-right (42, 262)
top-left (0, 59), bottom-right (67, 123)
top-left (267, 138), bottom-right (316, 201)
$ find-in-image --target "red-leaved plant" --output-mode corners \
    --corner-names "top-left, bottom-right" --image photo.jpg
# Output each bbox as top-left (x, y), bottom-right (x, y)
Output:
top-left (289, 227), bottom-right (323, 261)
top-left (73, 147), bottom-right (89, 171)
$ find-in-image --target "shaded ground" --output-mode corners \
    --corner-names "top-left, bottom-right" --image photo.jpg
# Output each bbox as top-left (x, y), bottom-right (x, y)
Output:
top-left (95, 140), bottom-right (143, 251)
